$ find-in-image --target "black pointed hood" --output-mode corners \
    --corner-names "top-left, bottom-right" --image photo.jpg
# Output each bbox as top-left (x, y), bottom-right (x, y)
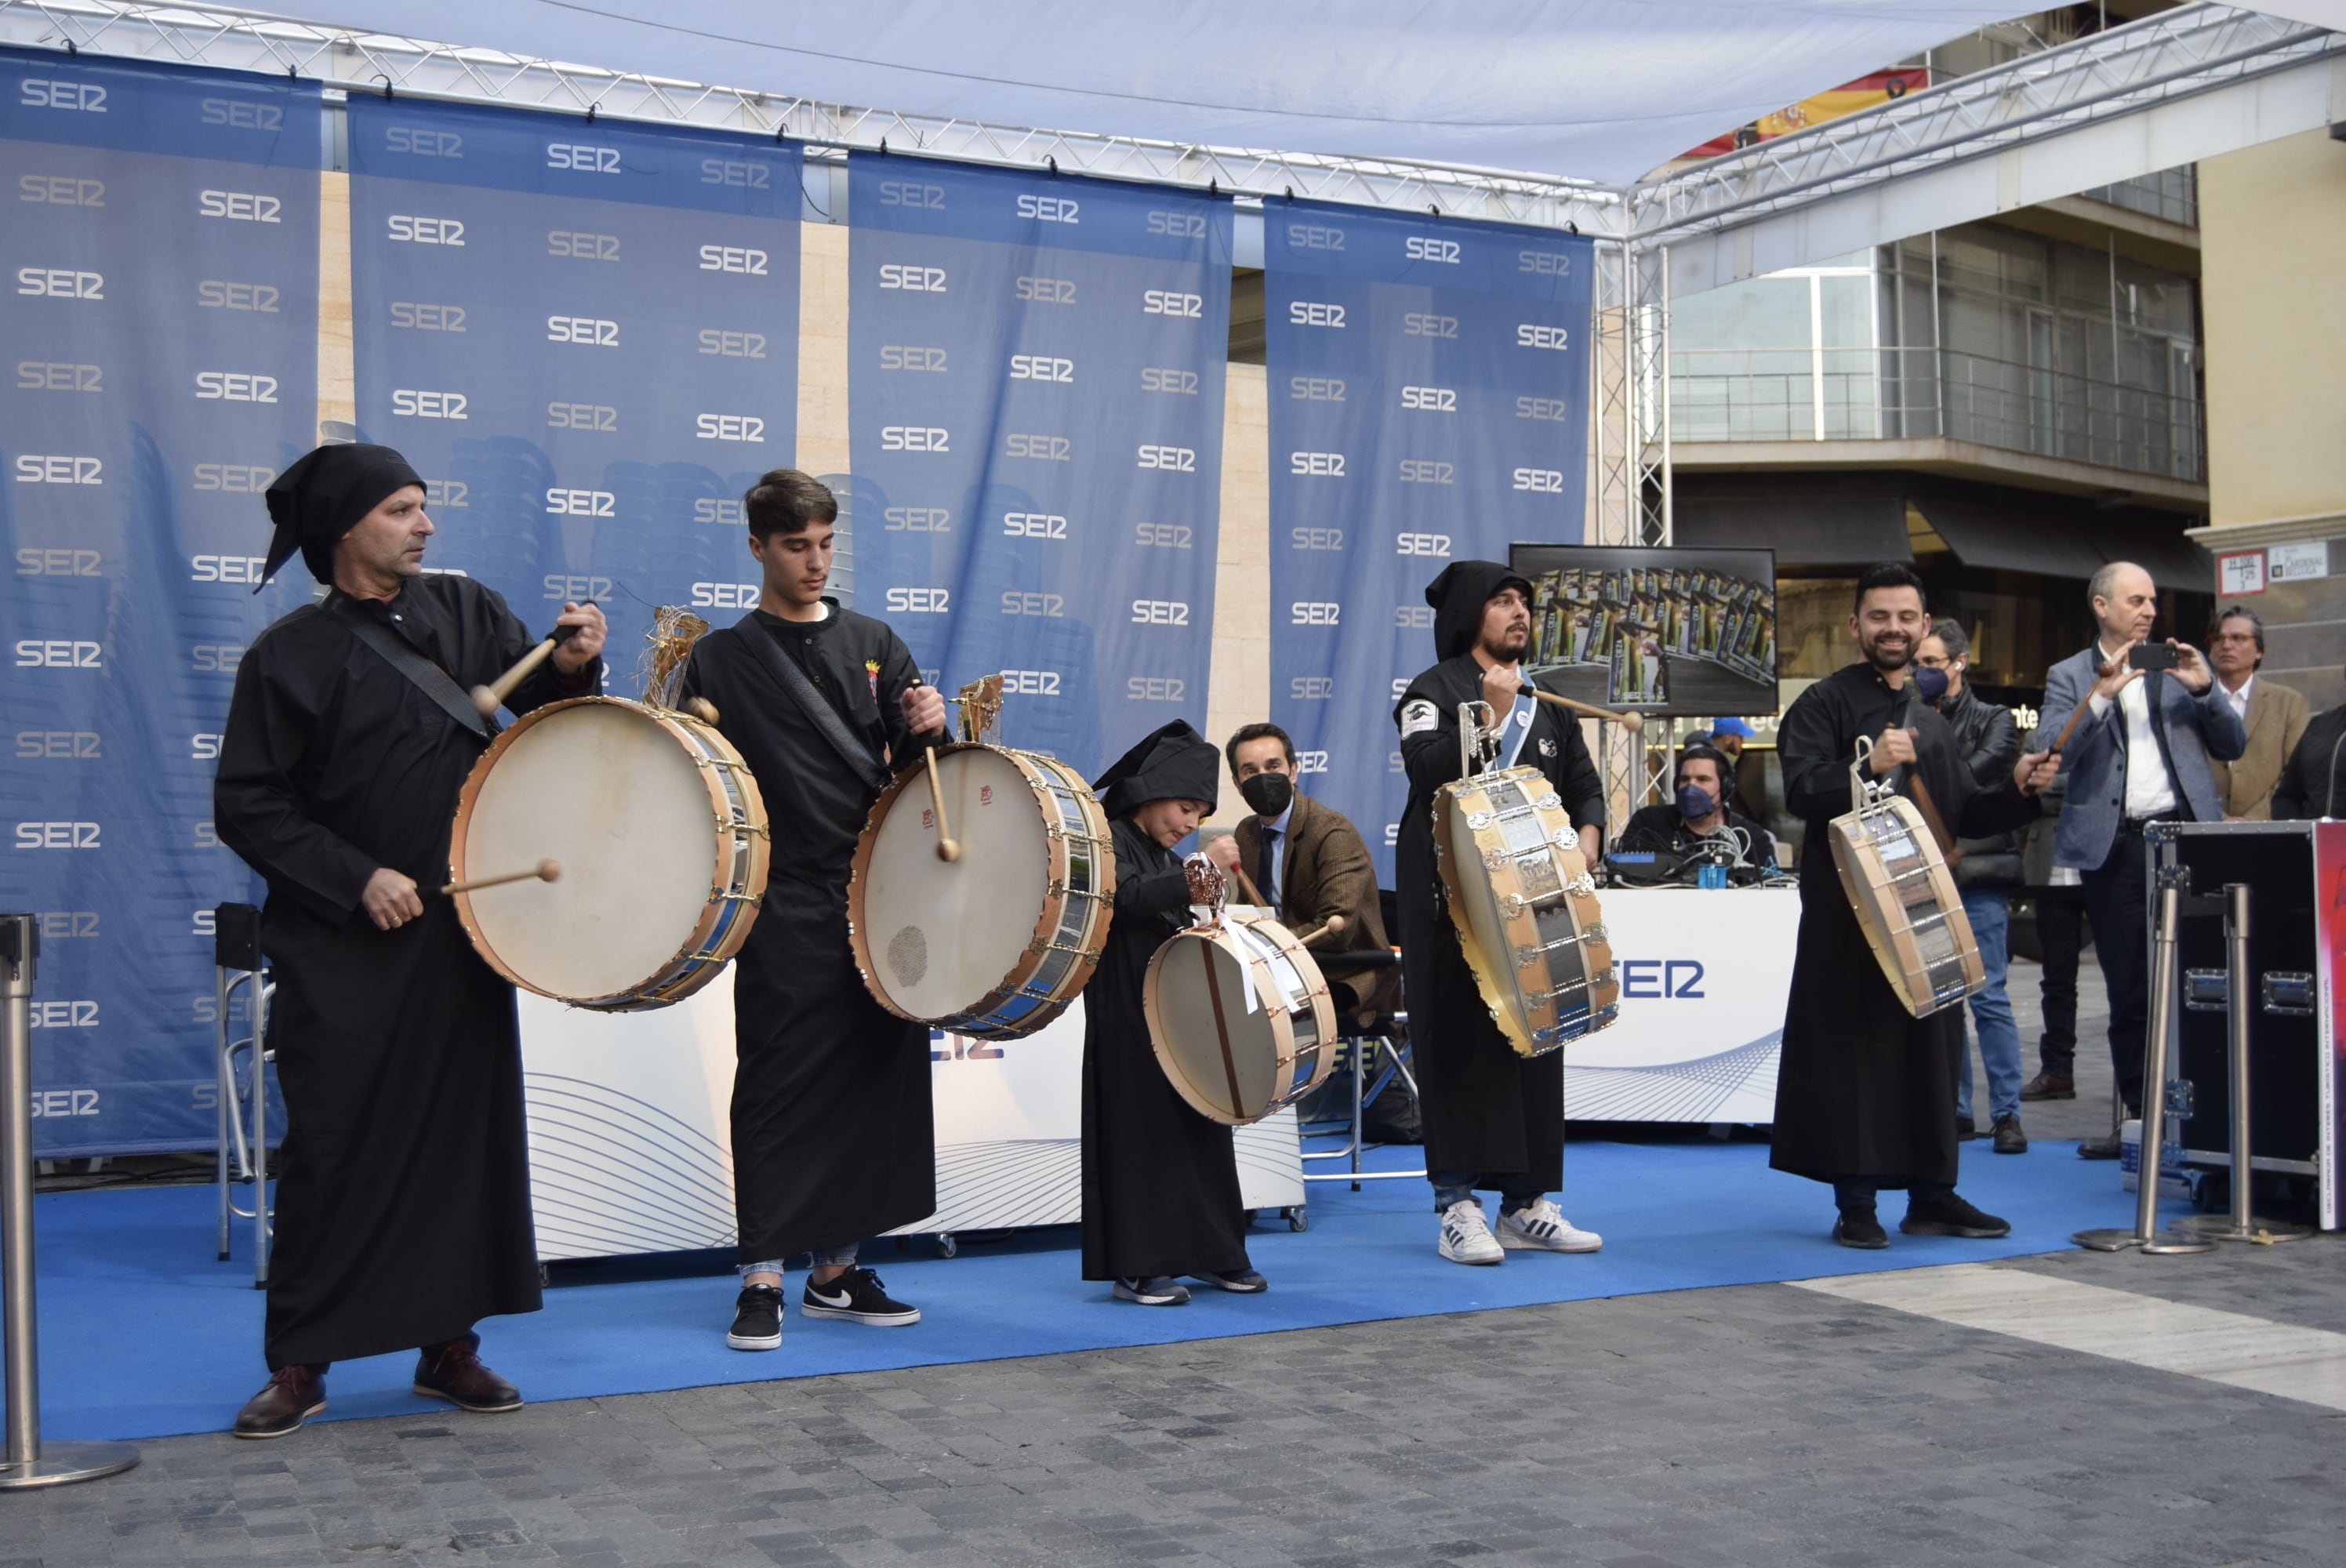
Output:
top-left (259, 442), bottom-right (424, 590)
top-left (1425, 559), bottom-right (1533, 661)
top-left (1092, 720), bottom-right (1220, 818)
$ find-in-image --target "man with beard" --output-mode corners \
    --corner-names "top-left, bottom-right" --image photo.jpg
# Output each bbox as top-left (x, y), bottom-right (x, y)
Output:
top-left (677, 470), bottom-right (944, 1349)
top-left (1394, 561), bottom-right (1607, 1265)
top-left (214, 443), bottom-right (606, 1436)
top-left (1772, 564), bottom-right (2057, 1247)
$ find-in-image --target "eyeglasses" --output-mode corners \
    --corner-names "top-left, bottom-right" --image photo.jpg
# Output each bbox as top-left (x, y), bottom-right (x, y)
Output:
top-left (1913, 654), bottom-right (1954, 669)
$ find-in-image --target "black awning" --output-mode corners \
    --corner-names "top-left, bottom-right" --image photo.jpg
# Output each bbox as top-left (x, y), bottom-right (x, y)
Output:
top-left (1672, 474), bottom-right (1909, 567)
top-left (2094, 524), bottom-right (2216, 596)
top-left (1909, 488), bottom-right (2108, 580)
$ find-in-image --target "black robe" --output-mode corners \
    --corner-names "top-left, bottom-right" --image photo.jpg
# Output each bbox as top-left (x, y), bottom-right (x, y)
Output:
top-left (1769, 662), bottom-right (2038, 1188)
top-left (1393, 655), bottom-right (1607, 1188)
top-left (215, 575), bottom-right (595, 1369)
top-left (1080, 817), bottom-right (1251, 1281)
top-left (677, 605), bottom-right (938, 1262)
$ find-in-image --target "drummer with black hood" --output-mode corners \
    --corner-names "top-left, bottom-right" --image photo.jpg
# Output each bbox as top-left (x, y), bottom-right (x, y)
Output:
top-left (1082, 720), bottom-right (1267, 1306)
top-left (1394, 561), bottom-right (1607, 1268)
top-left (213, 442), bottom-right (605, 1438)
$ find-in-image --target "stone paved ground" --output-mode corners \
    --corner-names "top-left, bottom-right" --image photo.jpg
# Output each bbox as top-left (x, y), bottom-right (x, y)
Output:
top-left (23, 956), bottom-right (2335, 1567)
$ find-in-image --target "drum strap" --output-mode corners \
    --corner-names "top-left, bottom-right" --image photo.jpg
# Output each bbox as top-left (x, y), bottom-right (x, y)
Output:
top-left (731, 613), bottom-right (890, 792)
top-left (332, 599), bottom-right (492, 741)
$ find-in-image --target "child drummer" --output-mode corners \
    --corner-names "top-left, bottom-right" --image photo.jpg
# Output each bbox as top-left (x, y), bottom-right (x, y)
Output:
top-left (1080, 720), bottom-right (1267, 1306)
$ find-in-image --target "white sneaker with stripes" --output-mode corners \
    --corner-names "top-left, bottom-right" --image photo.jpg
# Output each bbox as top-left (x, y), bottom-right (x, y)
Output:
top-left (1437, 1199), bottom-right (1505, 1265)
top-left (1496, 1198), bottom-right (1603, 1253)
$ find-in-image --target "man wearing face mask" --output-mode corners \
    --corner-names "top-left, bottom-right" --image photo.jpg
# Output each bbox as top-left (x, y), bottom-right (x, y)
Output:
top-left (1395, 561), bottom-right (1607, 1266)
top-left (1204, 723), bottom-right (1396, 1025)
top-left (1614, 744), bottom-right (1775, 872)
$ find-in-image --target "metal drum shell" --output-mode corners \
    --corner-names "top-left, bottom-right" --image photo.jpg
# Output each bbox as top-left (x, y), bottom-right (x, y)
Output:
top-left (447, 696), bottom-right (771, 1012)
top-left (1141, 913), bottom-right (1338, 1127)
top-left (1826, 793), bottom-right (1985, 1018)
top-left (1433, 765), bottom-right (1620, 1058)
top-left (846, 742), bottom-right (1115, 1040)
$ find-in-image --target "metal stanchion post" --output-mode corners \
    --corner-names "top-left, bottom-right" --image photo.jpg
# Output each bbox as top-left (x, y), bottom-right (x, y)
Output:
top-left (2075, 881), bottom-right (2214, 1255)
top-left (2177, 884), bottom-right (2314, 1244)
top-left (0, 913), bottom-right (138, 1489)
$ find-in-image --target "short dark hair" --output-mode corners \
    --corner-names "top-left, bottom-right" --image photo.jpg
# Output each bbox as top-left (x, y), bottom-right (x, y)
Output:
top-left (743, 469), bottom-right (838, 540)
top-left (1853, 562), bottom-right (1928, 614)
top-left (1927, 617), bottom-right (1969, 660)
top-left (1224, 721), bottom-right (1296, 775)
top-left (1676, 743), bottom-right (1730, 789)
top-left (2208, 604), bottom-right (2265, 659)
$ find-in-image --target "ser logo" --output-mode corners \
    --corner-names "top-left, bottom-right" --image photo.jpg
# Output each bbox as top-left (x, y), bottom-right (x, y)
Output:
top-left (1127, 676), bottom-right (1186, 702)
top-left (1296, 750), bottom-right (1329, 775)
top-left (1290, 602), bottom-right (1341, 626)
top-left (545, 488), bottom-right (616, 517)
top-left (699, 330), bottom-right (766, 358)
top-left (1289, 376), bottom-right (1346, 401)
top-left (1001, 670), bottom-right (1061, 696)
top-left (199, 281), bottom-right (277, 312)
top-left (15, 641), bottom-right (101, 667)
top-left (878, 263), bottom-right (945, 292)
top-left (1131, 600), bottom-right (1189, 626)
top-left (28, 1003), bottom-right (97, 1027)
top-left (15, 456), bottom-right (102, 484)
top-left (1291, 528), bottom-right (1344, 551)
top-left (426, 479), bottom-right (470, 508)
top-left (191, 733), bottom-right (222, 760)
top-left (1287, 224), bottom-right (1344, 250)
top-left (16, 548), bottom-right (102, 576)
top-left (34, 912), bottom-right (99, 938)
top-left (20, 80), bottom-right (107, 112)
top-left (1513, 467), bottom-right (1566, 493)
top-left (28, 1089), bottom-right (100, 1117)
top-left (699, 246), bottom-right (768, 274)
top-left (548, 230), bottom-right (620, 260)
top-left (392, 389), bottom-right (468, 419)
top-left (1003, 593), bottom-right (1065, 617)
top-left (193, 464), bottom-right (274, 492)
top-left (191, 644), bottom-right (245, 673)
top-left (1290, 452), bottom-right (1345, 477)
top-left (1009, 354), bottom-right (1074, 382)
top-left (547, 315), bottom-right (619, 346)
top-left (547, 142), bottom-right (623, 172)
top-left (880, 345), bottom-right (948, 372)
top-left (15, 822), bottom-right (101, 848)
top-left (190, 555), bottom-right (265, 583)
top-left (1398, 459), bottom-right (1454, 485)
top-left (1519, 249), bottom-right (1573, 275)
top-left (1516, 396), bottom-right (1570, 422)
top-left (693, 499), bottom-right (744, 525)
top-left (1402, 313), bottom-right (1458, 338)
top-left (1290, 677), bottom-right (1335, 699)
top-left (194, 372), bottom-right (278, 403)
top-left (1400, 385), bottom-right (1457, 412)
top-left (701, 158), bottom-right (771, 188)
top-left (1147, 209), bottom-right (1207, 238)
top-left (884, 506), bottom-right (950, 532)
top-left (198, 190), bottom-right (278, 222)
top-left (547, 402), bottom-right (617, 430)
top-left (18, 175), bottom-right (104, 205)
top-left (1014, 275), bottom-right (1076, 304)
top-left (881, 425), bottom-right (948, 452)
top-left (1288, 302), bottom-right (1345, 328)
top-left (1142, 289), bottom-right (1202, 318)
top-left (1142, 368), bottom-right (1198, 394)
top-left (1396, 532), bottom-right (1452, 557)
top-left (390, 301), bottom-right (463, 331)
top-left (695, 414), bottom-right (766, 442)
top-left (545, 575), bottom-right (613, 601)
top-left (1134, 523), bottom-right (1191, 549)
top-left (1002, 512), bottom-right (1067, 539)
top-left (387, 214), bottom-right (461, 245)
top-left (877, 180), bottom-right (945, 207)
top-left (16, 268), bottom-right (101, 299)
top-left (1004, 434), bottom-right (1070, 461)
top-left (384, 126), bottom-right (461, 157)
top-left (1015, 194), bottom-right (1080, 223)
top-left (15, 731), bottom-right (100, 758)
top-left (690, 582), bottom-right (759, 610)
top-left (1137, 445), bottom-right (1195, 471)
top-left (18, 362), bottom-right (101, 391)
top-left (1404, 236), bottom-right (1461, 264)
top-left (1396, 605), bottom-right (1436, 629)
top-left (1617, 960), bottom-right (1705, 999)
top-left (1517, 324), bottom-right (1571, 350)
top-left (886, 587), bottom-right (952, 614)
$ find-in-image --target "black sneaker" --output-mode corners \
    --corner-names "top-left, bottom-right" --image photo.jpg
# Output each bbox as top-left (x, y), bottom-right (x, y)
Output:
top-left (726, 1283), bottom-right (783, 1350)
top-left (2078, 1134), bottom-right (2123, 1160)
top-left (1992, 1114), bottom-right (2028, 1154)
top-left (1956, 1115), bottom-right (1977, 1142)
top-left (1901, 1193), bottom-right (2011, 1238)
top-left (1191, 1268), bottom-right (1268, 1294)
top-left (801, 1268), bottom-right (921, 1327)
top-left (1832, 1210), bottom-right (1889, 1250)
top-left (1111, 1276), bottom-right (1191, 1305)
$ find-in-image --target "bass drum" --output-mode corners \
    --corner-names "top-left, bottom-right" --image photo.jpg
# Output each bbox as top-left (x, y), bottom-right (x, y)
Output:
top-left (849, 743), bottom-right (1113, 1038)
top-left (448, 696), bottom-right (769, 1011)
top-left (1827, 792), bottom-right (1982, 1018)
top-left (1435, 764), bottom-right (1618, 1056)
top-left (1143, 912), bottom-right (1336, 1127)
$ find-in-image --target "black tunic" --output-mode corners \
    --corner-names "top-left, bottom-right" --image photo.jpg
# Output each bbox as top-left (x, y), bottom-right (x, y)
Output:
top-left (1769, 662), bottom-right (2037, 1188)
top-left (1393, 656), bottom-right (1607, 1187)
top-left (677, 605), bottom-right (938, 1262)
top-left (1080, 817), bottom-right (1251, 1281)
top-left (214, 575), bottom-right (594, 1369)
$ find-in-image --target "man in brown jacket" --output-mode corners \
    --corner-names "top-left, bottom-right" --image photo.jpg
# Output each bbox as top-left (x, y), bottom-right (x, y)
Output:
top-left (2207, 606), bottom-right (2309, 821)
top-left (1205, 723), bottom-right (1398, 1023)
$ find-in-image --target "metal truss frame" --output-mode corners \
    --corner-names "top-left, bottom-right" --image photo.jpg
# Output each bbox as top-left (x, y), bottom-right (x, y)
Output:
top-left (1590, 242), bottom-right (1672, 829)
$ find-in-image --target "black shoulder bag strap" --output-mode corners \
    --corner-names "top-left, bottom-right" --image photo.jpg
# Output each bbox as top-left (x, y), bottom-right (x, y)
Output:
top-left (330, 597), bottom-right (492, 741)
top-left (731, 612), bottom-right (890, 792)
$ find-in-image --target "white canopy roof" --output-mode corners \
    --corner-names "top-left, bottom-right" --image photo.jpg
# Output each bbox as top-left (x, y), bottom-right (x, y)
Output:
top-left (282, 1), bottom-right (2045, 183)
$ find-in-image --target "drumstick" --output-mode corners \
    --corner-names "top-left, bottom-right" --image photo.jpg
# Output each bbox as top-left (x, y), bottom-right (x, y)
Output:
top-left (1527, 687), bottom-right (1644, 732)
top-left (922, 744), bottom-right (960, 862)
top-left (2047, 666), bottom-right (2117, 756)
top-left (684, 695), bottom-right (721, 726)
top-left (472, 619), bottom-right (590, 715)
top-left (441, 858), bottom-right (561, 897)
top-left (1229, 863), bottom-right (1268, 908)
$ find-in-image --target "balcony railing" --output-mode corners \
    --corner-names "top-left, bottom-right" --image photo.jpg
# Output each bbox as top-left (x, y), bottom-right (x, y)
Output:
top-left (1668, 345), bottom-right (2205, 482)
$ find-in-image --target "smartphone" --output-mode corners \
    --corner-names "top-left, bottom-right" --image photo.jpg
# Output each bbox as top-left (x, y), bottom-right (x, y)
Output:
top-left (2129, 641), bottom-right (2180, 671)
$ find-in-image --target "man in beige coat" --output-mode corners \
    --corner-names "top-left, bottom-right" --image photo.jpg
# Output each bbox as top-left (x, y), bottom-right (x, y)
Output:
top-left (2206, 606), bottom-right (2308, 822)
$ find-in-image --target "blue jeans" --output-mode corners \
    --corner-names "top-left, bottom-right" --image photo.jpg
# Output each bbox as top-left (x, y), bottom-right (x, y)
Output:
top-left (1956, 887), bottom-right (2022, 1124)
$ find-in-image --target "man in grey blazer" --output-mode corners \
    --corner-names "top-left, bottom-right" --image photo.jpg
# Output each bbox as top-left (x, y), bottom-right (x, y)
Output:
top-left (2038, 562), bottom-right (2246, 1159)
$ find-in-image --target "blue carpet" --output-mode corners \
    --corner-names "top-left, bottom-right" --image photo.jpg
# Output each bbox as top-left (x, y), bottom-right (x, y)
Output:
top-left (29, 1136), bottom-right (2167, 1441)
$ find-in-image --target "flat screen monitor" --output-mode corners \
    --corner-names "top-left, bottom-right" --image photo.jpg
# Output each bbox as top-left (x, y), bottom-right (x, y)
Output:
top-left (1509, 543), bottom-right (1778, 717)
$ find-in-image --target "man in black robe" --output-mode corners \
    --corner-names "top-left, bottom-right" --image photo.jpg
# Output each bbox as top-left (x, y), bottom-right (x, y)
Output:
top-left (1394, 561), bottom-right (1607, 1266)
top-left (1082, 720), bottom-right (1262, 1305)
top-left (1771, 564), bottom-right (2056, 1247)
top-left (215, 443), bottom-right (606, 1437)
top-left (676, 470), bottom-right (943, 1351)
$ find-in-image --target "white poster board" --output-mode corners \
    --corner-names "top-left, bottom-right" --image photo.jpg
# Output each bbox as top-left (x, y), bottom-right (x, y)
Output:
top-left (520, 978), bottom-right (1304, 1261)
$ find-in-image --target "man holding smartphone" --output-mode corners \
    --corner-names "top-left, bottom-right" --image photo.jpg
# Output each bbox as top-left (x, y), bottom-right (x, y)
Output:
top-left (2036, 562), bottom-right (2246, 1159)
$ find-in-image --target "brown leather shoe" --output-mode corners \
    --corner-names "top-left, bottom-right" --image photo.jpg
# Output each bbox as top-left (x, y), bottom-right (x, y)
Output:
top-left (234, 1364), bottom-right (327, 1439)
top-left (412, 1334), bottom-right (522, 1413)
top-left (2019, 1073), bottom-right (2075, 1102)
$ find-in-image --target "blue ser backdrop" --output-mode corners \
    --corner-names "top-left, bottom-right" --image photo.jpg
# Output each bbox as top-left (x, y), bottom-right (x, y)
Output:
top-left (846, 152), bottom-right (1229, 779)
top-left (1265, 200), bottom-right (1593, 881)
top-left (0, 51), bottom-right (321, 1154)
top-left (347, 95), bottom-right (801, 673)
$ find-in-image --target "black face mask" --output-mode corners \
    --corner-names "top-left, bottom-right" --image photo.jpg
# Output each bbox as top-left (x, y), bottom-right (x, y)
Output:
top-left (1240, 771), bottom-right (1294, 817)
